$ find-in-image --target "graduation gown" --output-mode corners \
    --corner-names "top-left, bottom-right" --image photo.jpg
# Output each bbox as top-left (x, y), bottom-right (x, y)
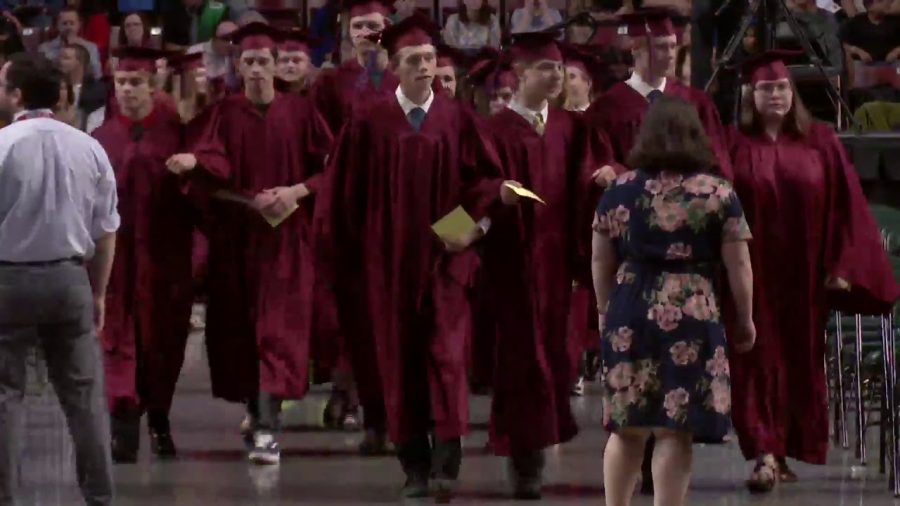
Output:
top-left (728, 122), bottom-right (899, 464)
top-left (585, 80), bottom-right (733, 180)
top-left (93, 107), bottom-right (194, 415)
top-left (309, 59), bottom-right (399, 378)
top-left (481, 107), bottom-right (600, 453)
top-left (320, 92), bottom-right (504, 444)
top-left (188, 93), bottom-right (333, 402)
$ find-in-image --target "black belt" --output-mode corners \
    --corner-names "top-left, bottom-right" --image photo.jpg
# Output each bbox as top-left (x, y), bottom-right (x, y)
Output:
top-left (0, 257), bottom-right (84, 267)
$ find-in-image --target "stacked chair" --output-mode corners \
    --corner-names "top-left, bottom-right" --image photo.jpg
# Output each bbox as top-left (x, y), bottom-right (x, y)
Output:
top-left (828, 204), bottom-right (900, 496)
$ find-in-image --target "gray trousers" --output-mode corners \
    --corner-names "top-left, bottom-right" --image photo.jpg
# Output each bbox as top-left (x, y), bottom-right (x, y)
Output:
top-left (0, 262), bottom-right (113, 506)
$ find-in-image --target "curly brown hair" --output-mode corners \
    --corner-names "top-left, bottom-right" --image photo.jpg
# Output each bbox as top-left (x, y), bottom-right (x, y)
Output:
top-left (626, 95), bottom-right (721, 175)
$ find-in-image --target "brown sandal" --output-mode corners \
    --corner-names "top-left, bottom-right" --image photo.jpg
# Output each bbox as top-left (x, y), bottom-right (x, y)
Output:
top-left (746, 455), bottom-right (778, 494)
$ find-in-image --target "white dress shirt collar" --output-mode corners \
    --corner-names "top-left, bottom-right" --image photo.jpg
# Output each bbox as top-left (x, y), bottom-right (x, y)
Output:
top-left (509, 99), bottom-right (549, 126)
top-left (13, 109), bottom-right (54, 121)
top-left (626, 72), bottom-right (667, 100)
top-left (395, 85), bottom-right (434, 115)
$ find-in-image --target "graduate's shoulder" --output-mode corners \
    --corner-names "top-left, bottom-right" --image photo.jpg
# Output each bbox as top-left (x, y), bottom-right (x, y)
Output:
top-left (666, 81), bottom-right (716, 110)
top-left (586, 83), bottom-right (645, 119)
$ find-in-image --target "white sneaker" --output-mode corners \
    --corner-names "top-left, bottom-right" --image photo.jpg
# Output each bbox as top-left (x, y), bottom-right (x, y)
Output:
top-left (248, 432), bottom-right (280, 465)
top-left (571, 377), bottom-right (585, 397)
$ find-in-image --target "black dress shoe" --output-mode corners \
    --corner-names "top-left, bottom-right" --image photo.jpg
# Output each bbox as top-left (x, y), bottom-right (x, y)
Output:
top-left (401, 473), bottom-right (430, 499)
top-left (111, 415), bottom-right (140, 464)
top-left (111, 437), bottom-right (138, 464)
top-left (508, 450), bottom-right (545, 500)
top-left (150, 431), bottom-right (177, 458)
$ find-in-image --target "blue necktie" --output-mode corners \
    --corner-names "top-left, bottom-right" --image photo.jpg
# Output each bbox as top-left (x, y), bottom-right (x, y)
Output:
top-left (647, 89), bottom-right (664, 104)
top-left (408, 107), bottom-right (426, 132)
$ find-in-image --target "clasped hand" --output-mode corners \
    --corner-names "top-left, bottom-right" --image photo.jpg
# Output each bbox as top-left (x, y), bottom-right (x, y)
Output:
top-left (253, 185), bottom-right (309, 219)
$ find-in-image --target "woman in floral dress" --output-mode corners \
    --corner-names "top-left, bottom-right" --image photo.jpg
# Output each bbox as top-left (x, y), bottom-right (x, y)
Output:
top-left (592, 97), bottom-right (756, 506)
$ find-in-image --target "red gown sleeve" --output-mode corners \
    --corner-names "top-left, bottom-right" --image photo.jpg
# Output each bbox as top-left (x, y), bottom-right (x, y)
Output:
top-left (815, 122), bottom-right (900, 314)
top-left (301, 107), bottom-right (335, 195)
top-left (458, 109), bottom-right (505, 221)
top-left (180, 102), bottom-right (233, 210)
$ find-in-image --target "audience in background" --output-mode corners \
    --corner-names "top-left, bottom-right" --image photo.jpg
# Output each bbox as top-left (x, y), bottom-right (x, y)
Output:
top-left (119, 11), bottom-right (151, 47)
top-left (510, 0), bottom-right (563, 34)
top-left (186, 19), bottom-right (236, 81)
top-left (782, 0), bottom-right (844, 71)
top-left (391, 0), bottom-right (417, 23)
top-left (57, 42), bottom-right (106, 130)
top-left (39, 7), bottom-right (102, 78)
top-left (162, 0), bottom-right (246, 50)
top-left (54, 75), bottom-right (78, 127)
top-left (442, 0), bottom-right (501, 51)
top-left (841, 0), bottom-right (900, 62)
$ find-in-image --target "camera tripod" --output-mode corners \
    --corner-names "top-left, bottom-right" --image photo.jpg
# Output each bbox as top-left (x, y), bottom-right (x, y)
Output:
top-left (704, 0), bottom-right (853, 127)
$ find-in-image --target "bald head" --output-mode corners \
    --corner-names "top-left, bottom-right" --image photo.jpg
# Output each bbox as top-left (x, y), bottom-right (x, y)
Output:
top-left (216, 20), bottom-right (238, 39)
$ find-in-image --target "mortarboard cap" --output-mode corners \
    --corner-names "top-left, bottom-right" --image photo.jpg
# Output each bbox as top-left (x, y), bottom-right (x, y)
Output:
top-left (561, 43), bottom-right (608, 85)
top-left (509, 30), bottom-right (563, 63)
top-left (227, 21), bottom-right (279, 52)
top-left (344, 0), bottom-right (394, 19)
top-left (467, 48), bottom-right (517, 92)
top-left (436, 43), bottom-right (465, 69)
top-left (369, 12), bottom-right (437, 57)
top-left (278, 28), bottom-right (314, 54)
top-left (168, 51), bottom-right (205, 74)
top-left (112, 46), bottom-right (174, 73)
top-left (619, 7), bottom-right (683, 38)
top-left (740, 49), bottom-right (803, 84)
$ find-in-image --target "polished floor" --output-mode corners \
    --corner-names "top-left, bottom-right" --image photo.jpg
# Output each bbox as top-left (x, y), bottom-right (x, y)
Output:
top-left (17, 330), bottom-right (900, 505)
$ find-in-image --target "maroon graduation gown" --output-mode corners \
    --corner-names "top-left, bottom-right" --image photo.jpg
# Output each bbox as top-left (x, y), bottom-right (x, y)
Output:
top-left (93, 107), bottom-right (194, 415)
top-left (320, 92), bottom-right (504, 444)
top-left (585, 80), bottom-right (733, 180)
top-left (482, 107), bottom-right (600, 454)
top-left (308, 59), bottom-right (399, 378)
top-left (188, 92), bottom-right (333, 401)
top-left (729, 122), bottom-right (899, 464)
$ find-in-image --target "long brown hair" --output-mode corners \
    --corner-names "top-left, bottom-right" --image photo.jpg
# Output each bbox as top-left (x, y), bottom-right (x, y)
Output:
top-left (458, 0), bottom-right (492, 26)
top-left (739, 79), bottom-right (812, 138)
top-left (118, 12), bottom-right (151, 47)
top-left (627, 95), bottom-right (720, 175)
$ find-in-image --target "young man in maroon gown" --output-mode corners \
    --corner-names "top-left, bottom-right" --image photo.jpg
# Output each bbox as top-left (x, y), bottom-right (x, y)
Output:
top-left (320, 13), bottom-right (517, 499)
top-left (166, 22), bottom-right (334, 465)
top-left (585, 9), bottom-right (733, 492)
top-left (275, 28), bottom-right (316, 95)
top-left (480, 31), bottom-right (612, 499)
top-left (309, 0), bottom-right (398, 443)
top-left (729, 50), bottom-right (900, 490)
top-left (93, 47), bottom-right (194, 463)
top-left (585, 8), bottom-right (732, 180)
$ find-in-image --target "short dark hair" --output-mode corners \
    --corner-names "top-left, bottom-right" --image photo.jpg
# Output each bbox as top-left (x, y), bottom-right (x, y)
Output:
top-left (5, 53), bottom-right (62, 110)
top-left (62, 42), bottom-right (91, 68)
top-left (626, 95), bottom-right (720, 175)
top-left (57, 6), bottom-right (81, 21)
top-left (458, 0), bottom-right (492, 25)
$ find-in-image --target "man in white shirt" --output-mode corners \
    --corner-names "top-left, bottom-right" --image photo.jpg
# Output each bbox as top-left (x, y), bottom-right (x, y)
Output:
top-left (0, 53), bottom-right (118, 506)
top-left (186, 19), bottom-right (238, 82)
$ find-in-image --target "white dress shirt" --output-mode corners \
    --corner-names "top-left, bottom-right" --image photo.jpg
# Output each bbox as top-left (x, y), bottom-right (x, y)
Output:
top-left (0, 111), bottom-right (120, 262)
top-left (394, 86), bottom-right (491, 234)
top-left (509, 99), bottom-right (550, 128)
top-left (625, 72), bottom-right (667, 100)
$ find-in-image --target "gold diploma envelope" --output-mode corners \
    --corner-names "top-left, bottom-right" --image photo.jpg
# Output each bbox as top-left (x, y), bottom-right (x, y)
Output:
top-left (432, 206), bottom-right (477, 242)
top-left (212, 190), bottom-right (298, 228)
top-left (504, 182), bottom-right (546, 205)
top-left (263, 204), bottom-right (299, 228)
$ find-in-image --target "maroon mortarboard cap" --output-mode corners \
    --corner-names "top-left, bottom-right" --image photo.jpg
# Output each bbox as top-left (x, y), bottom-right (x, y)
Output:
top-left (509, 30), bottom-right (563, 63)
top-left (258, 8), bottom-right (301, 29)
top-left (561, 43), bottom-right (608, 83)
top-left (369, 12), bottom-right (437, 57)
top-left (467, 49), bottom-right (517, 91)
top-left (113, 46), bottom-right (173, 73)
top-left (436, 43), bottom-right (465, 69)
top-left (741, 49), bottom-right (803, 84)
top-left (344, 0), bottom-right (394, 19)
top-left (278, 28), bottom-right (314, 55)
top-left (620, 8), bottom-right (679, 37)
top-left (168, 51), bottom-right (205, 74)
top-left (227, 21), bottom-right (278, 52)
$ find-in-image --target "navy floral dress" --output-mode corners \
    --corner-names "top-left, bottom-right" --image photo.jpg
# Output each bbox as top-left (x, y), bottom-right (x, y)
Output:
top-left (595, 170), bottom-right (752, 442)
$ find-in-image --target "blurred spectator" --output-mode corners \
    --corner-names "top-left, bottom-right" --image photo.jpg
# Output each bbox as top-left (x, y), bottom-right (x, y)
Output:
top-left (510, 0), bottom-right (562, 34)
top-left (390, 0), bottom-right (415, 23)
top-left (781, 0), bottom-right (844, 71)
top-left (39, 7), bottom-right (102, 77)
top-left (236, 9), bottom-right (264, 25)
top-left (58, 42), bottom-right (107, 129)
top-left (442, 0), bottom-right (501, 51)
top-left (309, 0), bottom-right (339, 66)
top-left (162, 0), bottom-right (247, 50)
top-left (74, 0), bottom-right (112, 66)
top-left (119, 11), bottom-right (151, 46)
top-left (54, 75), bottom-right (78, 127)
top-left (841, 0), bottom-right (900, 62)
top-left (187, 19), bottom-right (235, 80)
top-left (118, 0), bottom-right (154, 13)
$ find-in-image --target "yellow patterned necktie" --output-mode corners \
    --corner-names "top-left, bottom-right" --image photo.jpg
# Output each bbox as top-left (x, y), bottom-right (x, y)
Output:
top-left (533, 112), bottom-right (545, 135)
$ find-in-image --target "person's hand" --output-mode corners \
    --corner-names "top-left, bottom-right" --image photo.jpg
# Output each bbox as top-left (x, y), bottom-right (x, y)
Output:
top-left (855, 48), bottom-right (874, 63)
top-left (500, 180), bottom-right (522, 206)
top-left (886, 48), bottom-right (900, 63)
top-left (597, 312), bottom-right (606, 335)
top-left (166, 153), bottom-right (197, 174)
top-left (252, 191), bottom-right (278, 214)
top-left (260, 185), bottom-right (307, 217)
top-left (93, 295), bottom-right (106, 333)
top-left (732, 317), bottom-right (756, 354)
top-left (593, 165), bottom-right (618, 188)
top-left (826, 275), bottom-right (851, 291)
top-left (195, 67), bottom-right (209, 96)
